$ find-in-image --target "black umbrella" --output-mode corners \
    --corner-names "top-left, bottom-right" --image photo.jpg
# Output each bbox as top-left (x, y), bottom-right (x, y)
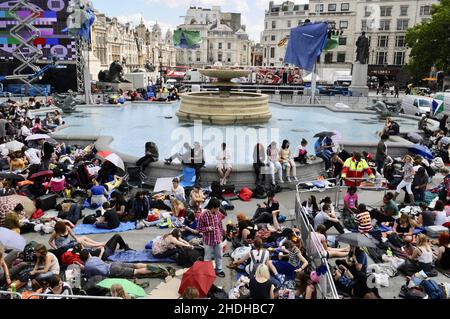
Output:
top-left (0, 173), bottom-right (25, 182)
top-left (337, 233), bottom-right (378, 248)
top-left (314, 131), bottom-right (336, 138)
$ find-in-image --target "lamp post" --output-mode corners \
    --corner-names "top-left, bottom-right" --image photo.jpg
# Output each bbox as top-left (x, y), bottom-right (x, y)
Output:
top-left (158, 52), bottom-right (163, 85)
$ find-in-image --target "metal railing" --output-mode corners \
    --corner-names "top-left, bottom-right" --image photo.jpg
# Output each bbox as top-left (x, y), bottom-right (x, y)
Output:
top-left (337, 177), bottom-right (389, 209)
top-left (0, 290), bottom-right (23, 299)
top-left (25, 293), bottom-right (122, 300)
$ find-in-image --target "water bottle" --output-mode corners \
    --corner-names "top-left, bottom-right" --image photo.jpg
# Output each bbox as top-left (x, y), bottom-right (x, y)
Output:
top-left (27, 278), bottom-right (33, 291)
top-left (9, 283), bottom-right (16, 299)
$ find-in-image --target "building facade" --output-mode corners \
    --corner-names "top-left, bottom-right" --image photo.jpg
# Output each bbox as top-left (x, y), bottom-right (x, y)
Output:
top-left (261, 0), bottom-right (438, 82)
top-left (176, 6), bottom-right (252, 67)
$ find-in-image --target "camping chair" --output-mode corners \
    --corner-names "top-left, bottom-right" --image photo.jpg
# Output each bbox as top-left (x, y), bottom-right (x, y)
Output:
top-left (177, 166), bottom-right (196, 188)
top-left (123, 166), bottom-right (147, 193)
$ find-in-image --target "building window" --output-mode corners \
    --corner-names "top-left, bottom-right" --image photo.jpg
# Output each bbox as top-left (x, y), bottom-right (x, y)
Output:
top-left (395, 35), bottom-right (405, 47)
top-left (324, 52), bottom-right (333, 63)
top-left (218, 43), bottom-right (222, 49)
top-left (379, 20), bottom-right (390, 31)
top-left (400, 6), bottom-right (408, 16)
top-left (218, 53), bottom-right (222, 61)
top-left (227, 54), bottom-right (231, 63)
top-left (227, 43), bottom-right (231, 50)
top-left (196, 52), bottom-right (201, 62)
top-left (265, 22), bottom-right (268, 29)
top-left (380, 6), bottom-right (392, 17)
top-left (265, 36), bottom-right (268, 42)
top-left (420, 5), bottom-right (431, 16)
top-left (378, 35), bottom-right (389, 47)
top-left (337, 52), bottom-right (346, 63)
top-left (328, 4), bottom-right (336, 12)
top-left (364, 7), bottom-right (370, 17)
top-left (397, 19), bottom-right (409, 31)
top-left (361, 20), bottom-right (367, 31)
top-left (341, 3), bottom-right (349, 11)
top-left (376, 52), bottom-right (387, 65)
top-left (270, 47), bottom-right (275, 58)
top-left (315, 4), bottom-right (324, 13)
top-left (264, 48), bottom-right (266, 58)
top-left (243, 45), bottom-right (246, 51)
top-left (394, 51), bottom-right (405, 65)
top-left (340, 21), bottom-right (348, 29)
top-left (287, 20), bottom-right (291, 28)
top-left (272, 21), bottom-right (276, 29)
top-left (271, 35), bottom-right (276, 41)
top-left (339, 37), bottom-right (347, 45)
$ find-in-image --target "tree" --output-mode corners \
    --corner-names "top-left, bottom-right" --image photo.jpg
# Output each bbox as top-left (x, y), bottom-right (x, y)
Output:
top-left (405, 0), bottom-right (450, 81)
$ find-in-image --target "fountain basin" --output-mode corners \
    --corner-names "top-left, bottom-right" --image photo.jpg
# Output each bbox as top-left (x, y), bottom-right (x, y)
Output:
top-left (178, 91), bottom-right (272, 125)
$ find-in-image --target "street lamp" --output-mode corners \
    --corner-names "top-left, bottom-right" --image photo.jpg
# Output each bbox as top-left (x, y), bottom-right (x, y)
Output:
top-left (158, 52), bottom-right (163, 85)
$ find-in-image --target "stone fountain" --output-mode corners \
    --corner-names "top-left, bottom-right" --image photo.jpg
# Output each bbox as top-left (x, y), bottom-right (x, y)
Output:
top-left (177, 67), bottom-right (271, 125)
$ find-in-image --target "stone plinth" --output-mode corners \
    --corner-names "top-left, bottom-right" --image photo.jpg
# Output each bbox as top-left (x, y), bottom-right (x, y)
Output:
top-left (349, 62), bottom-right (369, 97)
top-left (96, 82), bottom-right (134, 92)
top-left (177, 92), bottom-right (271, 125)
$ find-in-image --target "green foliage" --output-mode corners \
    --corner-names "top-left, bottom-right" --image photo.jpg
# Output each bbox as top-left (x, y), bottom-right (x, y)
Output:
top-left (405, 0), bottom-right (450, 80)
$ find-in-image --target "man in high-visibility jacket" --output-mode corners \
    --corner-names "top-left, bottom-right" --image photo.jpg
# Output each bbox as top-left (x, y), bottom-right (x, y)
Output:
top-left (341, 152), bottom-right (375, 186)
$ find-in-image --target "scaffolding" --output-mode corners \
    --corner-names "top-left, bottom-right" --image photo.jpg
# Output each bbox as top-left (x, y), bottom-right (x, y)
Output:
top-left (8, 0), bottom-right (43, 93)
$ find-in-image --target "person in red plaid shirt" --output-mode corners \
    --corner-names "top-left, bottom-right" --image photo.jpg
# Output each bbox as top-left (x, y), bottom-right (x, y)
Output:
top-left (198, 197), bottom-right (225, 277)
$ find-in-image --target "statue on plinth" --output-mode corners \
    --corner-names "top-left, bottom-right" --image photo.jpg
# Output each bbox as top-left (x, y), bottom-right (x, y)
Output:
top-left (53, 90), bottom-right (85, 113)
top-left (98, 61), bottom-right (131, 83)
top-left (355, 32), bottom-right (370, 65)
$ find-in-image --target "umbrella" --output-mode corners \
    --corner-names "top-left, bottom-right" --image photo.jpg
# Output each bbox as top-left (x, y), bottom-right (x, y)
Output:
top-left (0, 227), bottom-right (27, 251)
top-left (25, 134), bottom-right (50, 141)
top-left (0, 173), bottom-right (25, 182)
top-left (314, 131), bottom-right (336, 138)
top-left (178, 261), bottom-right (216, 298)
top-left (337, 233), bottom-right (377, 248)
top-left (408, 144), bottom-right (433, 161)
top-left (5, 140), bottom-right (24, 152)
top-left (29, 170), bottom-right (53, 181)
top-left (97, 150), bottom-right (112, 158)
top-left (105, 153), bottom-right (125, 172)
top-left (97, 278), bottom-right (146, 298)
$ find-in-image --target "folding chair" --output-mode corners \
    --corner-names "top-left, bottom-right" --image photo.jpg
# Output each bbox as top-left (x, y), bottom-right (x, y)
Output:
top-left (177, 166), bottom-right (196, 188)
top-left (123, 166), bottom-right (147, 193)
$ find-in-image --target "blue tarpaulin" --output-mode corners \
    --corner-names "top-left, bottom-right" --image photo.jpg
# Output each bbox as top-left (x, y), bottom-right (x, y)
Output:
top-left (284, 22), bottom-right (329, 71)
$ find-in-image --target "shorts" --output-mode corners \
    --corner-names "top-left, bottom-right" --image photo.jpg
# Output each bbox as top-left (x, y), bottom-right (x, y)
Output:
top-left (109, 263), bottom-right (136, 278)
top-left (217, 163), bottom-right (232, 170)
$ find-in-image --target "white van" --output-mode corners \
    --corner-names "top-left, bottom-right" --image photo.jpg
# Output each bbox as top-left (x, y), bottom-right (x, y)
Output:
top-left (400, 95), bottom-right (433, 116)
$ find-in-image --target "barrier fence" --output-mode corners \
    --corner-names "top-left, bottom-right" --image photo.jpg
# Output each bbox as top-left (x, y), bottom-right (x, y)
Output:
top-left (0, 290), bottom-right (121, 300)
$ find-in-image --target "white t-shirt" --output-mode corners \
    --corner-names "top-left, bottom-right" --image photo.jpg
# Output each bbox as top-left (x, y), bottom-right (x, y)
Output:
top-left (434, 210), bottom-right (449, 226)
top-left (25, 148), bottom-right (41, 165)
top-left (314, 211), bottom-right (330, 227)
top-left (21, 125), bottom-right (31, 137)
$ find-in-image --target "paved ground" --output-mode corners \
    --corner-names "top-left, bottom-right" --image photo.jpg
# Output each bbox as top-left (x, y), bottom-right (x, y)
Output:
top-left (20, 175), bottom-right (450, 299)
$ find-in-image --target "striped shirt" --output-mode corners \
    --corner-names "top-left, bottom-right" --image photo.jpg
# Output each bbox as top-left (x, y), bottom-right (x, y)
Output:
top-left (288, 246), bottom-right (301, 267)
top-left (357, 211), bottom-right (373, 233)
top-left (198, 209), bottom-right (223, 246)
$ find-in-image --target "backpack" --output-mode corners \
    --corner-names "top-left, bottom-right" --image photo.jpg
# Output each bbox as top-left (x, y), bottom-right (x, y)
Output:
top-left (239, 187), bottom-right (253, 201)
top-left (253, 184), bottom-right (267, 199)
top-left (83, 214), bottom-right (97, 224)
top-left (176, 247), bottom-right (204, 267)
top-left (249, 249), bottom-right (268, 275)
top-left (399, 285), bottom-right (427, 299)
top-left (420, 278), bottom-right (445, 299)
top-left (23, 241), bottom-right (38, 262)
top-left (387, 233), bottom-right (405, 248)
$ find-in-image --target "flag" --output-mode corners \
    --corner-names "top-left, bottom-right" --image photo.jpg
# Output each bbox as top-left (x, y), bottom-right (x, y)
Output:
top-left (324, 35), bottom-right (339, 52)
top-left (432, 99), bottom-right (444, 116)
top-left (284, 22), bottom-right (328, 71)
top-left (173, 30), bottom-right (202, 49)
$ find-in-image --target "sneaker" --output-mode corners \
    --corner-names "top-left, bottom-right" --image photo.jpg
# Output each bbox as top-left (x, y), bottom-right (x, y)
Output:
top-left (343, 229), bottom-right (351, 234)
top-left (279, 179), bottom-right (284, 184)
top-left (215, 271), bottom-right (226, 278)
top-left (287, 177), bottom-right (292, 183)
top-left (293, 176), bottom-right (298, 182)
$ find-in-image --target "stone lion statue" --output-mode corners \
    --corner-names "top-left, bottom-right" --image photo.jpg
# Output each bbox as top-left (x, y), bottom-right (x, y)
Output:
top-left (98, 61), bottom-right (131, 83)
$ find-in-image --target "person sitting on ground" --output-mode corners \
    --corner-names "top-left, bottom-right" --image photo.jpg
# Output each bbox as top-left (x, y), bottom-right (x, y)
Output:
top-left (28, 244), bottom-right (60, 289)
top-left (403, 234), bottom-right (435, 276)
top-left (166, 178), bottom-right (186, 205)
top-left (55, 202), bottom-right (83, 225)
top-left (309, 224), bottom-right (350, 259)
top-left (294, 271), bottom-right (317, 299)
top-left (131, 191), bottom-right (150, 226)
top-left (0, 246), bottom-right (11, 287)
top-left (95, 202), bottom-right (120, 230)
top-left (279, 139), bottom-right (297, 183)
top-left (314, 204), bottom-right (345, 234)
top-left (189, 184), bottom-right (205, 211)
top-left (356, 204), bottom-right (373, 234)
top-left (434, 233), bottom-right (450, 270)
top-left (110, 284), bottom-right (130, 299)
top-left (302, 195), bottom-right (319, 220)
top-left (294, 139), bottom-right (308, 164)
top-left (42, 274), bottom-right (73, 299)
top-left (273, 240), bottom-right (308, 278)
top-left (236, 215), bottom-right (256, 246)
top-left (49, 221), bottom-right (105, 251)
top-left (136, 141), bottom-right (159, 172)
top-left (171, 198), bottom-right (186, 219)
top-left (252, 191), bottom-right (280, 225)
top-left (411, 203), bottom-right (434, 228)
top-left (433, 200), bottom-right (450, 226)
top-left (336, 246), bottom-right (368, 277)
top-left (181, 212), bottom-right (200, 242)
top-left (370, 192), bottom-right (399, 226)
top-left (80, 249), bottom-right (157, 278)
top-left (152, 228), bottom-right (193, 259)
top-left (87, 178), bottom-right (108, 209)
top-left (332, 264), bottom-right (355, 296)
top-left (391, 214), bottom-right (414, 244)
top-left (110, 191), bottom-right (129, 220)
top-left (249, 264), bottom-right (275, 299)
top-left (216, 143), bottom-right (232, 186)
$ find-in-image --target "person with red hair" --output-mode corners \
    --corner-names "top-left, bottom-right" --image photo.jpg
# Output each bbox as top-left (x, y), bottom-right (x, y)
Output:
top-left (435, 233), bottom-right (450, 270)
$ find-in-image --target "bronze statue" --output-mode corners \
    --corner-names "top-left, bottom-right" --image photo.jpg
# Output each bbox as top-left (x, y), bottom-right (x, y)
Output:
top-left (98, 61), bottom-right (131, 83)
top-left (355, 32), bottom-right (370, 64)
top-left (53, 90), bottom-right (85, 113)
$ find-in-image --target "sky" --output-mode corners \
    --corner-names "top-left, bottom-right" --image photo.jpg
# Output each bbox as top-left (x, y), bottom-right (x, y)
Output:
top-left (92, 0), bottom-right (309, 42)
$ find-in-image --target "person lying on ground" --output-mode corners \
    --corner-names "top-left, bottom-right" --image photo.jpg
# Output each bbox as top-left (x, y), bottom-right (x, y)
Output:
top-left (49, 221), bottom-right (105, 251)
top-left (80, 249), bottom-right (158, 278)
top-left (71, 234), bottom-right (133, 263)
